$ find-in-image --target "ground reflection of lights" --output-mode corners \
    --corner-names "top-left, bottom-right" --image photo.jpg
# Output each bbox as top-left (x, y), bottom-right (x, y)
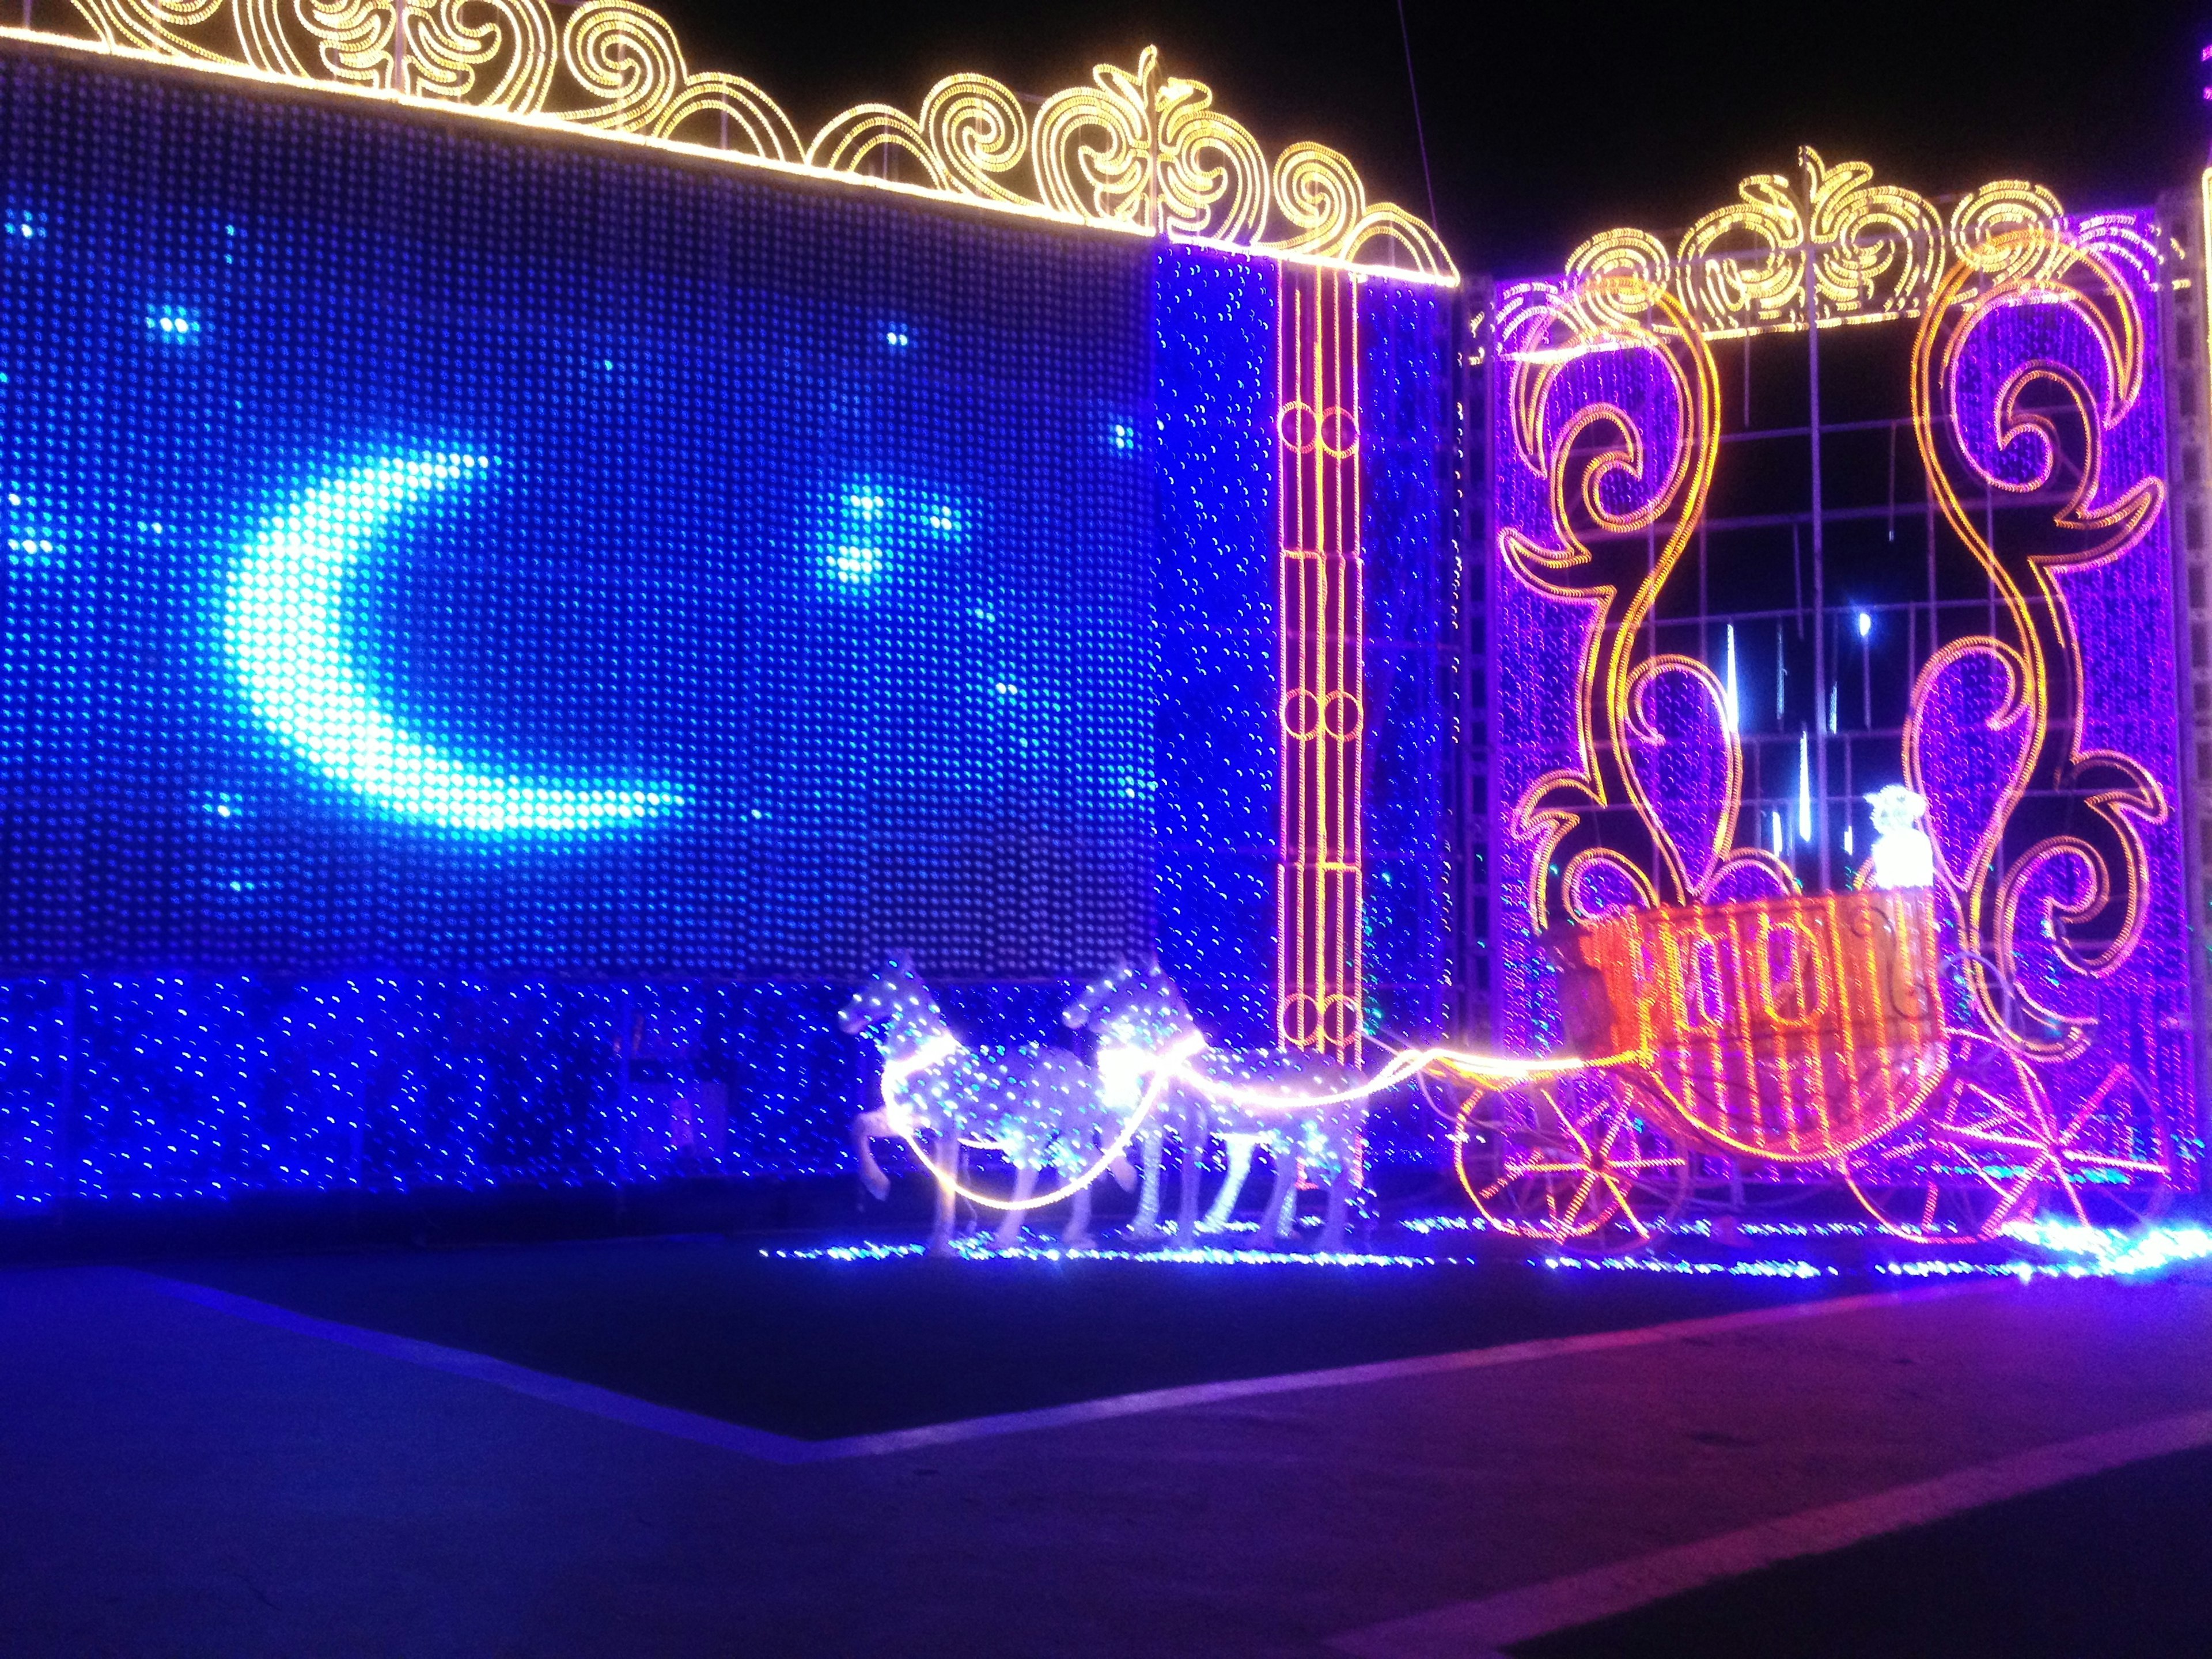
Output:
top-left (760, 1221), bottom-right (2212, 1281)
top-left (1538, 1255), bottom-right (1838, 1280)
top-left (762, 1240), bottom-right (1448, 1269)
top-left (1406, 1214), bottom-right (1899, 1240)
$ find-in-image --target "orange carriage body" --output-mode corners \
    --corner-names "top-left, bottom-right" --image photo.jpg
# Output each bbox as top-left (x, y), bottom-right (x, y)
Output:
top-left (1559, 890), bottom-right (1949, 1162)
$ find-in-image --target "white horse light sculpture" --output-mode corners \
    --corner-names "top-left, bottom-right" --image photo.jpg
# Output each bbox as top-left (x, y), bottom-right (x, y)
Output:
top-left (1063, 964), bottom-right (1368, 1252)
top-left (840, 953), bottom-right (1131, 1254)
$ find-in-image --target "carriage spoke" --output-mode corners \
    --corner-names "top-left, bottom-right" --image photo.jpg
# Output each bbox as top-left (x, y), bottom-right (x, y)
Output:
top-left (1555, 1112), bottom-right (1601, 1165)
top-left (2055, 1164), bottom-right (2093, 1229)
top-left (1558, 1172), bottom-right (1603, 1232)
top-left (1987, 1158), bottom-right (2051, 1228)
top-left (1947, 1124), bottom-right (2046, 1154)
top-left (1454, 1071), bottom-right (1684, 1251)
top-left (1850, 1027), bottom-right (2170, 1245)
top-left (1601, 1173), bottom-right (1650, 1240)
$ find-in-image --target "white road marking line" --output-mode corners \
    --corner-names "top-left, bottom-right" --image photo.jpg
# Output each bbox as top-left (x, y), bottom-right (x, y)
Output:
top-left (140, 1270), bottom-right (2005, 1462)
top-left (1329, 1404), bottom-right (2212, 1659)
top-left (805, 1281), bottom-right (2005, 1457)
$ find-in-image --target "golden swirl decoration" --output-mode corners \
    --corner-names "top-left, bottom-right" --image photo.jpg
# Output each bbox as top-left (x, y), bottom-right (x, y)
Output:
top-left (231, 0), bottom-right (304, 76)
top-left (920, 74), bottom-right (1029, 206)
top-left (1336, 204), bottom-right (1453, 275)
top-left (1335, 203), bottom-right (1452, 275)
top-left (295, 0), bottom-right (391, 88)
top-left (805, 99), bottom-right (950, 188)
top-left (1032, 50), bottom-right (1155, 229)
top-left (1560, 228), bottom-right (1669, 328)
top-left (402, 0), bottom-right (490, 99)
top-left (412, 0), bottom-right (550, 109)
top-left (1948, 179), bottom-right (2067, 279)
top-left (1153, 71), bottom-right (1266, 242)
top-left (805, 74), bottom-right (1034, 196)
top-left (1906, 225), bottom-right (2167, 1058)
top-left (1805, 150), bottom-right (1945, 317)
top-left (653, 67), bottom-right (796, 157)
top-left (36, 7), bottom-right (1454, 279)
top-left (1497, 275), bottom-right (1732, 931)
top-left (1260, 139), bottom-right (1452, 275)
top-left (1562, 226), bottom-right (1667, 287)
top-left (1675, 164), bottom-right (1805, 335)
top-left (71, 0), bottom-right (229, 62)
top-left (1266, 141), bottom-right (1363, 255)
top-left (1567, 147), bottom-right (2064, 338)
top-left (233, 0), bottom-right (552, 108)
top-left (559, 0), bottom-right (680, 132)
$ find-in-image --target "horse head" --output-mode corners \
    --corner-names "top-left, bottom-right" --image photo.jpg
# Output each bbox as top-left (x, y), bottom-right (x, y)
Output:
top-left (1064, 957), bottom-right (1203, 1055)
top-left (1061, 957), bottom-right (1137, 1031)
top-left (839, 949), bottom-right (938, 1046)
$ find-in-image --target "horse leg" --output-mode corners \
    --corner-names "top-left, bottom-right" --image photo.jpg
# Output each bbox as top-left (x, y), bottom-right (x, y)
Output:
top-left (1317, 1165), bottom-right (1354, 1254)
top-left (1173, 1104), bottom-right (1203, 1247)
top-left (1062, 1176), bottom-right (1096, 1250)
top-left (1255, 1148), bottom-right (1301, 1249)
top-left (1107, 1139), bottom-right (1137, 1191)
top-left (926, 1134), bottom-right (958, 1257)
top-left (850, 1107), bottom-right (893, 1201)
top-left (1199, 1134), bottom-right (1259, 1233)
top-left (1129, 1128), bottom-right (1165, 1241)
top-left (993, 1162), bottom-right (1037, 1250)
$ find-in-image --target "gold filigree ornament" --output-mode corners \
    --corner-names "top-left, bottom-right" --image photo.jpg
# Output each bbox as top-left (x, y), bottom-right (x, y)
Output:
top-left (29, 5), bottom-right (1453, 282)
top-left (1567, 147), bottom-right (2064, 339)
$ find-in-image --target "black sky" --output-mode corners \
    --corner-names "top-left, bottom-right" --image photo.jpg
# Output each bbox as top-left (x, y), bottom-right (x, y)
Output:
top-left (649, 0), bottom-right (2207, 276)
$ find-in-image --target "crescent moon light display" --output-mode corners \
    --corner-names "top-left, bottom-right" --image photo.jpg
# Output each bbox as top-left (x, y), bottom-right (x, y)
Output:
top-left (224, 451), bottom-right (680, 834)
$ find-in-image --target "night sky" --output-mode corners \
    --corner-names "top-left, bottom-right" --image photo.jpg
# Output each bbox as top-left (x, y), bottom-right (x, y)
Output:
top-left (649, 0), bottom-right (2207, 276)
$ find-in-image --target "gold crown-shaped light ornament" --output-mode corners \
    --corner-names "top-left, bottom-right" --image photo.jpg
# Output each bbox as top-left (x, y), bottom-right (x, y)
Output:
top-left (1559, 147), bottom-right (2080, 338)
top-left (28, 2), bottom-right (1455, 281)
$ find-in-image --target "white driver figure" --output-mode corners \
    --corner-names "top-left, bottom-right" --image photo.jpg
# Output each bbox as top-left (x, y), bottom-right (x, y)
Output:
top-left (1864, 784), bottom-right (1936, 891)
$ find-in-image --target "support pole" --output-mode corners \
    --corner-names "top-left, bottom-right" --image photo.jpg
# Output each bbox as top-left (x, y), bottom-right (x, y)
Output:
top-left (1804, 198), bottom-right (1832, 893)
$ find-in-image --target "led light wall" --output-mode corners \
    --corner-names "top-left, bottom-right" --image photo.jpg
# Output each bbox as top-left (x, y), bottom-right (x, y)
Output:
top-left (1153, 249), bottom-right (1455, 1065)
top-left (1154, 248), bottom-right (1280, 1050)
top-left (0, 47), bottom-right (1460, 1204)
top-left (2171, 178), bottom-right (2212, 1104)
top-left (0, 50), bottom-right (1155, 979)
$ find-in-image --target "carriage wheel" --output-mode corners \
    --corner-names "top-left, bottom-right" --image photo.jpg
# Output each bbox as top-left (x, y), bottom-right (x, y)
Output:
top-left (1842, 1032), bottom-right (2173, 1246)
top-left (1455, 1067), bottom-right (1692, 1253)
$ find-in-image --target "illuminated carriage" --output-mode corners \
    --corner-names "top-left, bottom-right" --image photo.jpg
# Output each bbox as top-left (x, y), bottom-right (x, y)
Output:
top-left (1457, 206), bottom-right (2196, 1255)
top-left (1448, 886), bottom-right (2173, 1250)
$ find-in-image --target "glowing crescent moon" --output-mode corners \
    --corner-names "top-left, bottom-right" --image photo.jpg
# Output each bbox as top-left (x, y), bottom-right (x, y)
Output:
top-left (225, 452), bottom-right (679, 834)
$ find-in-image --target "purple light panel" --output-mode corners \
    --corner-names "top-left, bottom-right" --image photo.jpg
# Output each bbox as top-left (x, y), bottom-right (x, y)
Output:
top-left (1488, 214), bottom-right (2202, 1194)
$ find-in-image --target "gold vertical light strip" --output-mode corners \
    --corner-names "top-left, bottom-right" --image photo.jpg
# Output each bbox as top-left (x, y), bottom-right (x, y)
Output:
top-left (1275, 264), bottom-right (1363, 1062)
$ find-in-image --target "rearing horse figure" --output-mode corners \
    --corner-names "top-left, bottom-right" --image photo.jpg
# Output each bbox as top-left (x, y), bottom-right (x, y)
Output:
top-left (842, 953), bottom-right (1129, 1255)
top-left (1063, 963), bottom-right (1368, 1252)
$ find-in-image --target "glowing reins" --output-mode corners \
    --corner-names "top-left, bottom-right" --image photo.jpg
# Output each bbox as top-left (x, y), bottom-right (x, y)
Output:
top-left (882, 1036), bottom-right (1604, 1210)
